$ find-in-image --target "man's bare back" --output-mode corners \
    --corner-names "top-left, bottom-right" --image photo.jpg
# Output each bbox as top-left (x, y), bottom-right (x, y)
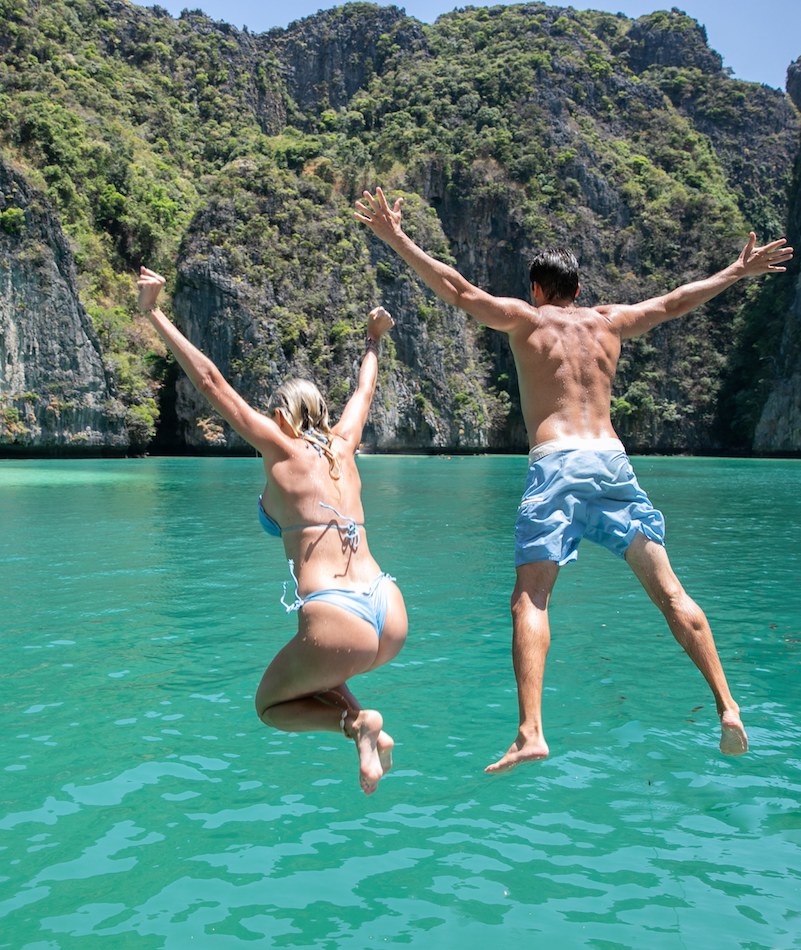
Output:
top-left (508, 302), bottom-right (621, 447)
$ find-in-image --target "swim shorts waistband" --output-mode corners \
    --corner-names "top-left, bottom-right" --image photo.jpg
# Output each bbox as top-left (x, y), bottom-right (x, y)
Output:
top-left (528, 437), bottom-right (625, 464)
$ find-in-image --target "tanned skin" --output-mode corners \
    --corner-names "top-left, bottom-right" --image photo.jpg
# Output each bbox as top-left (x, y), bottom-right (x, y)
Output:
top-left (137, 267), bottom-right (407, 795)
top-left (355, 186), bottom-right (792, 770)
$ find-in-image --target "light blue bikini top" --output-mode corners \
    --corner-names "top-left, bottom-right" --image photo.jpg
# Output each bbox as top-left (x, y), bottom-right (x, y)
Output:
top-left (257, 495), bottom-right (285, 537)
top-left (257, 496), bottom-right (363, 549)
top-left (257, 429), bottom-right (363, 546)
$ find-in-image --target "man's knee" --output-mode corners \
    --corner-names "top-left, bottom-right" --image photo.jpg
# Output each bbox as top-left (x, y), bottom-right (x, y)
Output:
top-left (511, 563), bottom-right (558, 614)
top-left (512, 586), bottom-right (542, 616)
top-left (510, 591), bottom-right (530, 622)
top-left (656, 583), bottom-right (706, 630)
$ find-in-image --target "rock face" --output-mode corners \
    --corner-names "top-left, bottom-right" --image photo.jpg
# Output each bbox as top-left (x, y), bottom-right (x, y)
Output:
top-left (264, 5), bottom-right (426, 116)
top-left (168, 158), bottom-right (506, 452)
top-left (752, 58), bottom-right (801, 454)
top-left (1, 2), bottom-right (800, 455)
top-left (623, 10), bottom-right (723, 75)
top-left (754, 370), bottom-right (801, 452)
top-left (0, 159), bottom-right (127, 452)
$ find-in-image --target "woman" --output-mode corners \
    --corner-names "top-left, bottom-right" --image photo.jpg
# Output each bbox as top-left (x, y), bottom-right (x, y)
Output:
top-left (136, 267), bottom-right (408, 795)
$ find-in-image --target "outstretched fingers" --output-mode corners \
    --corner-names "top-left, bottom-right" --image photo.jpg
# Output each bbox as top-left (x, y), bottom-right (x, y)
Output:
top-left (761, 238), bottom-right (794, 270)
top-left (741, 234), bottom-right (794, 274)
top-left (353, 188), bottom-right (404, 228)
top-left (354, 189), bottom-right (378, 218)
top-left (375, 185), bottom-right (401, 215)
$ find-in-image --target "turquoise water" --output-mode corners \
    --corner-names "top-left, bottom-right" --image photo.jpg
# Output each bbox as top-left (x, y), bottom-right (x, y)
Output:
top-left (1, 455), bottom-right (799, 949)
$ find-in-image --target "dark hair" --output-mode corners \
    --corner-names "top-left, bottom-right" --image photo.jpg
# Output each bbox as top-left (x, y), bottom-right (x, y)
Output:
top-left (528, 248), bottom-right (579, 302)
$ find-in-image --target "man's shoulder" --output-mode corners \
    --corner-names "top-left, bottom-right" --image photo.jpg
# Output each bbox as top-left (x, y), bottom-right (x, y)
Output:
top-left (496, 295), bottom-right (537, 316)
top-left (487, 296), bottom-right (539, 331)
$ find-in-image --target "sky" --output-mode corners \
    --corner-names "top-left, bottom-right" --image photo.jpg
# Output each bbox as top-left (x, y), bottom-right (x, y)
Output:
top-left (147, 0), bottom-right (800, 90)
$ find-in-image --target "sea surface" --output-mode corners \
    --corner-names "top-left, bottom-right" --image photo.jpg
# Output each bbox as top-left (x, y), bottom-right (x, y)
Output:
top-left (1, 455), bottom-right (799, 949)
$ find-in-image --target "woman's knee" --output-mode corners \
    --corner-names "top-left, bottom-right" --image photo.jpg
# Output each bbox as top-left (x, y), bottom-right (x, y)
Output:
top-left (255, 677), bottom-right (280, 725)
top-left (257, 694), bottom-right (288, 729)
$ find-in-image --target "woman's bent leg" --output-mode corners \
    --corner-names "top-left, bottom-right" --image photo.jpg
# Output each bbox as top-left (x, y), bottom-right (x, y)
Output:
top-left (254, 603), bottom-right (392, 794)
top-left (262, 694), bottom-right (385, 795)
top-left (316, 684), bottom-right (395, 776)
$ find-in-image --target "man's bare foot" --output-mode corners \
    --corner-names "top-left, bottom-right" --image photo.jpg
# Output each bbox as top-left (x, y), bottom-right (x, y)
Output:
top-left (720, 709), bottom-right (748, 756)
top-left (377, 730), bottom-right (394, 775)
top-left (347, 709), bottom-right (385, 795)
top-left (485, 733), bottom-right (550, 774)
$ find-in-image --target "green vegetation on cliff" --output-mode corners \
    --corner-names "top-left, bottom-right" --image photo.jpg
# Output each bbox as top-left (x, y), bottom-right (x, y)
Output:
top-left (0, 0), bottom-right (797, 452)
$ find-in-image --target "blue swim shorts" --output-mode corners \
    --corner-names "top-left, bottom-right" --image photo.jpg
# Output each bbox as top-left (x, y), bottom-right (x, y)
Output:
top-left (515, 438), bottom-right (666, 567)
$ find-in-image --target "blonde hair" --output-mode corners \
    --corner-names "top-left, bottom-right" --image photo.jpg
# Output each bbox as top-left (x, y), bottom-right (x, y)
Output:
top-left (268, 378), bottom-right (341, 478)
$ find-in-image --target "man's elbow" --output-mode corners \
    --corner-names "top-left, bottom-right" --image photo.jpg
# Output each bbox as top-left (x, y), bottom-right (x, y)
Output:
top-left (431, 275), bottom-right (463, 309)
top-left (196, 367), bottom-right (222, 398)
top-left (446, 284), bottom-right (486, 315)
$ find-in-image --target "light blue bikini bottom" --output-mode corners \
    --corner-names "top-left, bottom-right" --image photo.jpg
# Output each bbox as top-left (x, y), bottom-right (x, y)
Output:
top-left (281, 560), bottom-right (395, 638)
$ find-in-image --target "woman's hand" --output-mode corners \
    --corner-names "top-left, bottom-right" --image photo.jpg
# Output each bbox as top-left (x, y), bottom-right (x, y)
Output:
top-left (367, 305), bottom-right (395, 341)
top-left (137, 266), bottom-right (166, 313)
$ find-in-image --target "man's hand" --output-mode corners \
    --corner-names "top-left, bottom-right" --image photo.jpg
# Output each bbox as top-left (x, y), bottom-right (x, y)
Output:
top-left (367, 305), bottom-right (395, 340)
top-left (354, 187), bottom-right (405, 243)
top-left (737, 232), bottom-right (793, 277)
top-left (137, 266), bottom-right (166, 312)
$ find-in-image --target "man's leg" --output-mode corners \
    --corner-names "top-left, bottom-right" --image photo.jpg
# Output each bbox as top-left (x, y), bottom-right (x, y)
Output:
top-left (624, 532), bottom-right (748, 755)
top-left (486, 560), bottom-right (560, 773)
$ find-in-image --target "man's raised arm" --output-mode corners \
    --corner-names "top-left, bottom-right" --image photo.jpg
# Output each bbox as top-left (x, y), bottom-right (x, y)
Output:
top-left (601, 232), bottom-right (794, 339)
top-left (354, 187), bottom-right (527, 333)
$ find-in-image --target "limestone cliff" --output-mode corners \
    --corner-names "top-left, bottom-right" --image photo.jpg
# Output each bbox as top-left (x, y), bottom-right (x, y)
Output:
top-left (752, 59), bottom-right (801, 454)
top-left (0, 157), bottom-right (127, 452)
top-left (262, 4), bottom-right (426, 117)
top-left (168, 158), bottom-right (506, 452)
top-left (1, 1), bottom-right (799, 455)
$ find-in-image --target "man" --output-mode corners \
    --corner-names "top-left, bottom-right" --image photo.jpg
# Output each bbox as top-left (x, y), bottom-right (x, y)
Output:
top-left (355, 186), bottom-right (793, 772)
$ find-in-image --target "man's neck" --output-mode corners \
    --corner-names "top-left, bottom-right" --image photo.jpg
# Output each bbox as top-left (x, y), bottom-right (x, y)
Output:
top-left (541, 296), bottom-right (577, 309)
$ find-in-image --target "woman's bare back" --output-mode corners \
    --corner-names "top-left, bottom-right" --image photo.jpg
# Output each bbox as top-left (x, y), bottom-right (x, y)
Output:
top-left (261, 436), bottom-right (382, 591)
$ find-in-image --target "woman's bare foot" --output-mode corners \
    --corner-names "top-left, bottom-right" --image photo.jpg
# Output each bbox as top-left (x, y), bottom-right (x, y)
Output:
top-left (377, 730), bottom-right (394, 775)
top-left (720, 709), bottom-right (748, 755)
top-left (485, 732), bottom-right (550, 774)
top-left (346, 710), bottom-right (385, 795)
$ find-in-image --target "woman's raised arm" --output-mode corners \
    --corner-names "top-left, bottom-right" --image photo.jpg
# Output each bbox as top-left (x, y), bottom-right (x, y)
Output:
top-left (136, 267), bottom-right (281, 453)
top-left (333, 306), bottom-right (395, 448)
